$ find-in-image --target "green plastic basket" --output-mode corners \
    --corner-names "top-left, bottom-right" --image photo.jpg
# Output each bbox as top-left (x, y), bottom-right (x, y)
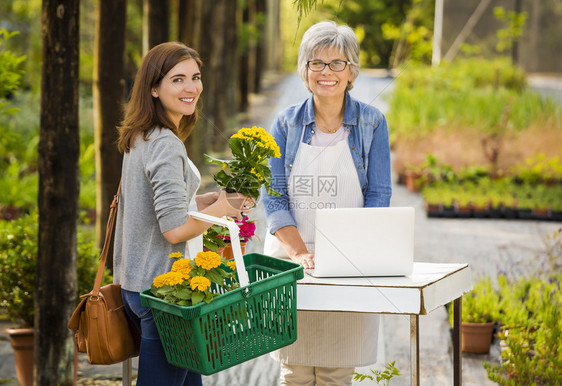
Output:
top-left (140, 253), bottom-right (304, 375)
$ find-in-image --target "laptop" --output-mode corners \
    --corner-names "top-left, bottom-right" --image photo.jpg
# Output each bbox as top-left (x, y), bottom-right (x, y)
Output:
top-left (306, 207), bottom-right (415, 277)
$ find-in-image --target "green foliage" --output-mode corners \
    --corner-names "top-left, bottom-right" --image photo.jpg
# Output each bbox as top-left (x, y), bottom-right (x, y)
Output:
top-left (352, 361), bottom-right (401, 385)
top-left (511, 153), bottom-right (562, 184)
top-left (476, 231), bottom-right (562, 384)
top-left (203, 224), bottom-right (227, 252)
top-left (0, 213), bottom-right (109, 327)
top-left (150, 253), bottom-right (239, 307)
top-left (494, 6), bottom-right (527, 54)
top-left (484, 275), bottom-right (562, 384)
top-left (419, 154), bottom-right (562, 211)
top-left (449, 277), bottom-right (500, 324)
top-left (205, 127), bottom-right (281, 199)
top-left (0, 29), bottom-right (26, 115)
top-left (388, 58), bottom-right (561, 142)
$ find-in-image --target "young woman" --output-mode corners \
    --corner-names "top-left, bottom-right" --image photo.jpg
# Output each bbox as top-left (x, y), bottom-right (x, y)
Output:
top-left (113, 42), bottom-right (253, 386)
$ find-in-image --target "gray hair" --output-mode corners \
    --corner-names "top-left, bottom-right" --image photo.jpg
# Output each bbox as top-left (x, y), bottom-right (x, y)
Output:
top-left (297, 21), bottom-right (360, 92)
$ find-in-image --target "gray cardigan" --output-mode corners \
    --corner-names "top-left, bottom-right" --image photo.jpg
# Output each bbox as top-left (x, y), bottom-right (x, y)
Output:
top-left (113, 128), bottom-right (200, 292)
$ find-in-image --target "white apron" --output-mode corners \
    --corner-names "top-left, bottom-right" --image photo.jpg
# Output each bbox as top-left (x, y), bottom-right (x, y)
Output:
top-left (267, 129), bottom-right (379, 367)
top-left (186, 158), bottom-right (203, 258)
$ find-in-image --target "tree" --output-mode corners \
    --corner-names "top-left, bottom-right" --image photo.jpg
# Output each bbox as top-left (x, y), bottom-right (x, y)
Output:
top-left (37, 0), bottom-right (80, 384)
top-left (94, 0), bottom-right (126, 261)
top-left (143, 0), bottom-right (169, 54)
top-left (177, 0), bottom-right (201, 47)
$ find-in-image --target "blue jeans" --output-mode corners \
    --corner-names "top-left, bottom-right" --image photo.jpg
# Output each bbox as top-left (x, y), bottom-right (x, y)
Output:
top-left (121, 289), bottom-right (202, 386)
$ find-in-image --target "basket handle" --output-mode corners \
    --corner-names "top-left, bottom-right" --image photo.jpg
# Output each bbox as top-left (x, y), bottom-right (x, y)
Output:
top-left (187, 211), bottom-right (250, 287)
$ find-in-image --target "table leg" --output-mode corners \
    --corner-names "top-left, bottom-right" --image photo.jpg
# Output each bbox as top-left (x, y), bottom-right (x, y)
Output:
top-left (453, 297), bottom-right (462, 386)
top-left (123, 358), bottom-right (132, 386)
top-left (410, 314), bottom-right (420, 386)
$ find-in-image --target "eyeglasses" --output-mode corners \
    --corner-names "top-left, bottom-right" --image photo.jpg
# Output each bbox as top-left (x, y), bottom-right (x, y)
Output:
top-left (307, 59), bottom-right (350, 72)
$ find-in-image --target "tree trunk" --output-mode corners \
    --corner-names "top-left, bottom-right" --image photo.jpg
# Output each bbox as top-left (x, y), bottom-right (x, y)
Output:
top-left (94, 0), bottom-right (126, 262)
top-left (265, 0), bottom-right (282, 71)
top-left (143, 0), bottom-right (169, 54)
top-left (224, 0), bottom-right (239, 117)
top-left (208, 0), bottom-right (229, 152)
top-left (238, 2), bottom-right (251, 112)
top-left (37, 1), bottom-right (80, 385)
top-left (177, 0), bottom-right (201, 47)
top-left (185, 0), bottom-right (211, 171)
top-left (253, 0), bottom-right (266, 94)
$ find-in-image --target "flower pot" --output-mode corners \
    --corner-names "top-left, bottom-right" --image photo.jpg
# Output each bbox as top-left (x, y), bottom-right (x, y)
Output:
top-left (424, 203), bottom-right (442, 218)
top-left (5, 327), bottom-right (34, 386)
top-left (403, 170), bottom-right (424, 193)
top-left (454, 204), bottom-right (472, 218)
top-left (472, 205), bottom-right (490, 218)
top-left (532, 208), bottom-right (551, 221)
top-left (221, 242), bottom-right (246, 260)
top-left (461, 322), bottom-right (494, 354)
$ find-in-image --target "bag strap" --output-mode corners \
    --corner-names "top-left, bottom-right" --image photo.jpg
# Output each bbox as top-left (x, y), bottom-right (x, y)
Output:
top-left (92, 181), bottom-right (122, 297)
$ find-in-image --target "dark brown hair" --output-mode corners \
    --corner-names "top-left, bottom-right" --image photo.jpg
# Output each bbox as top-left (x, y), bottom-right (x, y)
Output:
top-left (117, 42), bottom-right (203, 153)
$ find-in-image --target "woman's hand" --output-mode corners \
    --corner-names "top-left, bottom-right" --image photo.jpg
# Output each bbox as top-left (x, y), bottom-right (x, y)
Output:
top-left (195, 191), bottom-right (219, 210)
top-left (294, 252), bottom-right (315, 270)
top-left (216, 190), bottom-right (255, 219)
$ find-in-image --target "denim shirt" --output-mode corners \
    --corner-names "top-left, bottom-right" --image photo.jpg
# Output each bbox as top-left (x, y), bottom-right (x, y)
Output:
top-left (262, 92), bottom-right (392, 234)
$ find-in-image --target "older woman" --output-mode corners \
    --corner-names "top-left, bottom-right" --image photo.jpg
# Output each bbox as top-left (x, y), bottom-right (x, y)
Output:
top-left (261, 21), bottom-right (392, 385)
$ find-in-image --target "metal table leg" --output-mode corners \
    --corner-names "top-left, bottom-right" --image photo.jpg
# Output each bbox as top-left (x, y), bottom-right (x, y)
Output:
top-left (453, 297), bottom-right (462, 386)
top-left (123, 358), bottom-right (132, 386)
top-left (410, 314), bottom-right (420, 385)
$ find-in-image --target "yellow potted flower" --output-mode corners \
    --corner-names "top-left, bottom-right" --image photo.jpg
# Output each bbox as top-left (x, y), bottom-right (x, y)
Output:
top-left (204, 126), bottom-right (281, 199)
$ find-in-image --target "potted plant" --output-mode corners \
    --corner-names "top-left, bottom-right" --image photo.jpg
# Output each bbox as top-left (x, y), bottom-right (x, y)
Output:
top-left (485, 274), bottom-right (561, 384)
top-left (204, 126), bottom-right (281, 199)
top-left (203, 216), bottom-right (257, 260)
top-left (421, 186), bottom-right (443, 217)
top-left (449, 277), bottom-right (499, 353)
top-left (0, 212), bottom-right (107, 386)
top-left (202, 224), bottom-right (227, 253)
top-left (453, 185), bottom-right (473, 218)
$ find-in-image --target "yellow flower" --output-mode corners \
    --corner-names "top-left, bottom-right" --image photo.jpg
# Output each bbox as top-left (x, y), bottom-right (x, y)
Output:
top-left (169, 252), bottom-right (184, 259)
top-left (231, 126), bottom-right (281, 158)
top-left (195, 251), bottom-right (222, 270)
top-left (153, 271), bottom-right (185, 288)
top-left (226, 261), bottom-right (236, 271)
top-left (190, 276), bottom-right (211, 292)
top-left (171, 258), bottom-right (193, 279)
top-left (250, 168), bottom-right (264, 182)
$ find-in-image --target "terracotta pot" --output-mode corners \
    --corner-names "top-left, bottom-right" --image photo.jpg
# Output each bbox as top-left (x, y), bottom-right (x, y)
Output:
top-left (403, 170), bottom-right (423, 193)
top-left (222, 242), bottom-right (246, 260)
top-left (5, 328), bottom-right (34, 386)
top-left (461, 322), bottom-right (495, 353)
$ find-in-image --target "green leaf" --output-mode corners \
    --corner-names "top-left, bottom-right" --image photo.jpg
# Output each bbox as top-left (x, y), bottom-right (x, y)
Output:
top-left (206, 269), bottom-right (225, 286)
top-left (175, 288), bottom-right (192, 300)
top-left (203, 154), bottom-right (228, 166)
top-left (192, 291), bottom-right (204, 305)
top-left (156, 286), bottom-right (174, 296)
top-left (229, 138), bottom-right (244, 157)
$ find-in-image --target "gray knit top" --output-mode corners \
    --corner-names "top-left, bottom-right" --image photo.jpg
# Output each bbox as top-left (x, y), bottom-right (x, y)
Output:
top-left (113, 128), bottom-right (201, 292)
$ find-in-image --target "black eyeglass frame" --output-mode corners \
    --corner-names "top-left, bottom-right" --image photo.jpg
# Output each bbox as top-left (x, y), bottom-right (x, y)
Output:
top-left (306, 59), bottom-right (351, 72)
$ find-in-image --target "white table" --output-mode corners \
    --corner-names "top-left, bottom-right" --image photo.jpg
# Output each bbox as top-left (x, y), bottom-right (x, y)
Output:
top-left (297, 263), bottom-right (473, 386)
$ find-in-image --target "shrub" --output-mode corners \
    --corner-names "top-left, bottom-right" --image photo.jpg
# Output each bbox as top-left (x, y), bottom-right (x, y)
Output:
top-left (450, 277), bottom-right (500, 325)
top-left (0, 213), bottom-right (111, 327)
top-left (388, 58), bottom-right (561, 142)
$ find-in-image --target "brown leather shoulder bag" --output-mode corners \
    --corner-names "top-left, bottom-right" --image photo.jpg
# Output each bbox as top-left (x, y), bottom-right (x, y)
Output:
top-left (68, 184), bottom-right (140, 364)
